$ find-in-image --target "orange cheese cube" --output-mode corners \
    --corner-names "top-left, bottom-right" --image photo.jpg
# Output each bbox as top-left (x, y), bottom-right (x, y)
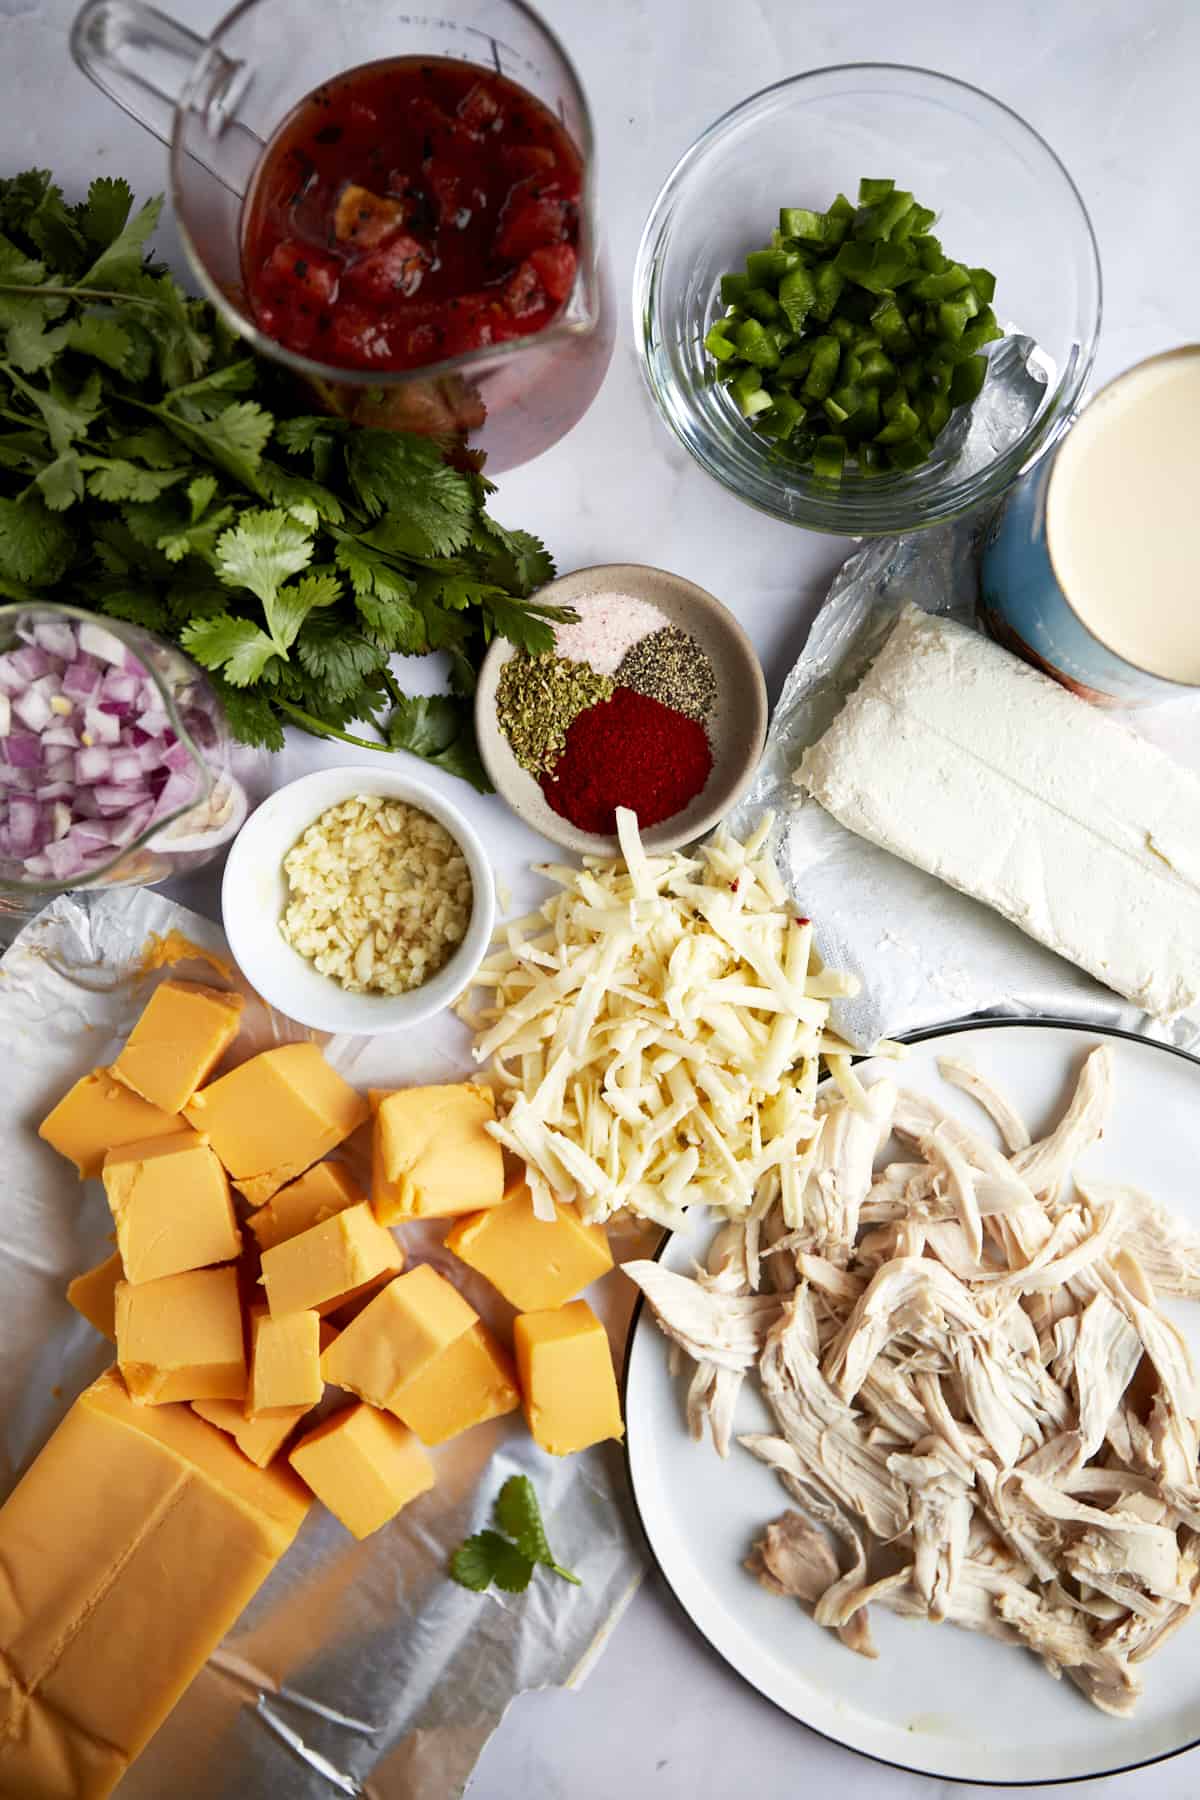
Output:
top-left (445, 1180), bottom-right (613, 1311)
top-left (320, 1263), bottom-right (477, 1410)
top-left (66, 1251), bottom-right (124, 1343)
top-left (248, 1305), bottom-right (323, 1416)
top-left (259, 1202), bottom-right (403, 1317)
top-left (111, 978), bottom-right (244, 1114)
top-left (183, 1044), bottom-right (369, 1206)
top-left (372, 1083), bottom-right (503, 1223)
top-left (390, 1322), bottom-right (519, 1445)
top-left (0, 1368), bottom-right (309, 1800)
top-left (514, 1300), bottom-right (624, 1456)
top-left (194, 1325), bottom-right (335, 1468)
top-left (116, 1266), bottom-right (246, 1405)
top-left (246, 1160), bottom-right (366, 1253)
top-left (39, 1068), bottom-right (184, 1180)
top-left (289, 1404), bottom-right (434, 1539)
top-left (102, 1131), bottom-right (241, 1285)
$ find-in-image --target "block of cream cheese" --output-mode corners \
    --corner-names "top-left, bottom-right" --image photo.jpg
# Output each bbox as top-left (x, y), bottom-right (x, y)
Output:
top-left (259, 1201), bottom-right (403, 1317)
top-left (289, 1403), bottom-right (434, 1539)
top-left (248, 1304), bottom-right (323, 1416)
top-left (195, 1324), bottom-right (335, 1467)
top-left (39, 1068), bottom-right (184, 1180)
top-left (102, 1131), bottom-right (241, 1284)
top-left (514, 1300), bottom-right (624, 1456)
top-left (0, 1367), bottom-right (309, 1799)
top-left (183, 1043), bottom-right (369, 1205)
top-left (321, 1263), bottom-right (477, 1410)
top-left (445, 1179), bottom-right (613, 1310)
top-left (372, 1083), bottom-right (504, 1222)
top-left (116, 1266), bottom-right (246, 1404)
top-left (246, 1160), bottom-right (366, 1253)
top-left (797, 604), bottom-right (1200, 1019)
top-left (390, 1322), bottom-right (519, 1445)
top-left (111, 978), bottom-right (244, 1114)
top-left (66, 1251), bottom-right (124, 1343)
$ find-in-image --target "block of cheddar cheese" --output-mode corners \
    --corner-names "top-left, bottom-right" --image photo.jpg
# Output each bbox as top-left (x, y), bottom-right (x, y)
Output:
top-left (116, 1266), bottom-right (246, 1405)
top-left (248, 1304), bottom-right (323, 1416)
top-left (513, 1300), bottom-right (624, 1456)
top-left (445, 1179), bottom-right (613, 1311)
top-left (390, 1322), bottom-right (519, 1445)
top-left (289, 1403), bottom-right (433, 1539)
top-left (66, 1251), bottom-right (124, 1343)
top-left (372, 1083), bottom-right (504, 1223)
top-left (246, 1159), bottom-right (366, 1253)
top-left (111, 978), bottom-right (244, 1115)
top-left (183, 1043), bottom-right (369, 1206)
top-left (194, 1324), bottom-right (335, 1468)
top-left (39, 1068), bottom-right (184, 1180)
top-left (320, 1263), bottom-right (476, 1411)
top-left (259, 1202), bottom-right (403, 1318)
top-left (102, 1131), bottom-right (241, 1285)
top-left (0, 1366), bottom-right (309, 1799)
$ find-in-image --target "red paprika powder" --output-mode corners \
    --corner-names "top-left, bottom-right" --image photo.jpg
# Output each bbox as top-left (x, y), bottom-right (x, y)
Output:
top-left (540, 686), bottom-right (712, 834)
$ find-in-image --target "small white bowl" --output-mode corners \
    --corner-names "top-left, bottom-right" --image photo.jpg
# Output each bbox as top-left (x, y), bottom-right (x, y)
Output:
top-left (220, 766), bottom-right (495, 1036)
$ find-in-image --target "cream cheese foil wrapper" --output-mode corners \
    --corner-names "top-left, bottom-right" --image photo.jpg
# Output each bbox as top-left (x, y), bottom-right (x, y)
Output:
top-left (0, 887), bottom-right (649, 1799)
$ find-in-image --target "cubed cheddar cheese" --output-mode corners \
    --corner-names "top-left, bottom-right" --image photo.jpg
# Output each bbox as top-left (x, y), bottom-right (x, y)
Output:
top-left (183, 1044), bottom-right (369, 1206)
top-left (514, 1300), bottom-right (624, 1456)
top-left (371, 1083), bottom-right (503, 1222)
top-left (445, 1180), bottom-right (613, 1311)
top-left (289, 1404), bottom-right (434, 1540)
top-left (248, 1305), bottom-right (323, 1416)
top-left (0, 1368), bottom-right (309, 1800)
top-left (194, 1324), bottom-right (335, 1468)
top-left (39, 1068), bottom-right (184, 1180)
top-left (246, 1160), bottom-right (366, 1253)
top-left (116, 1266), bottom-right (246, 1405)
top-left (111, 978), bottom-right (244, 1115)
top-left (102, 1131), bottom-right (241, 1284)
top-left (66, 1252), bottom-right (124, 1344)
top-left (320, 1263), bottom-right (477, 1411)
top-left (391, 1322), bottom-right (519, 1445)
top-left (259, 1202), bottom-right (403, 1318)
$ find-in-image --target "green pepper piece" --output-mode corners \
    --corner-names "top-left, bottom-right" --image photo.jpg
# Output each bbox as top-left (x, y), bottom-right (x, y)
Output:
top-left (915, 235), bottom-right (946, 272)
top-left (856, 190), bottom-right (915, 242)
top-left (802, 335), bottom-right (842, 400)
top-left (911, 262), bottom-right (971, 301)
top-left (778, 264), bottom-right (817, 333)
top-left (829, 316), bottom-right (858, 345)
top-left (968, 266), bottom-right (996, 305)
top-left (835, 241), bottom-right (918, 295)
top-left (890, 202), bottom-right (937, 245)
top-left (937, 299), bottom-right (972, 342)
top-left (856, 347), bottom-right (896, 387)
top-left (833, 385), bottom-right (879, 437)
top-left (810, 260), bottom-right (846, 321)
top-left (949, 354), bottom-right (989, 406)
top-left (823, 395), bottom-right (850, 427)
top-left (733, 317), bottom-right (780, 368)
top-left (742, 285), bottom-right (782, 322)
top-left (857, 178), bottom-right (894, 204)
top-left (857, 441), bottom-right (887, 475)
top-left (704, 322), bottom-right (737, 361)
top-left (757, 390), bottom-right (807, 438)
top-left (924, 345), bottom-right (959, 390)
top-left (719, 273), bottom-right (750, 308)
top-left (821, 193), bottom-right (855, 248)
top-left (875, 401), bottom-right (920, 444)
top-left (777, 344), bottom-right (816, 380)
top-left (746, 247), bottom-right (796, 286)
top-left (919, 389), bottom-right (952, 436)
top-left (870, 296), bottom-right (914, 353)
top-left (779, 207), bottom-right (825, 243)
top-left (812, 435), bottom-right (846, 482)
top-left (885, 431), bottom-right (932, 470)
top-left (731, 366), bottom-right (772, 417)
top-left (959, 307), bottom-right (1002, 354)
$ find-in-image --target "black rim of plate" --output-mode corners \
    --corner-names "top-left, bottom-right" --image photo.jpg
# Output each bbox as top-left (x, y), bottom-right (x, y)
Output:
top-left (619, 1014), bottom-right (1200, 1789)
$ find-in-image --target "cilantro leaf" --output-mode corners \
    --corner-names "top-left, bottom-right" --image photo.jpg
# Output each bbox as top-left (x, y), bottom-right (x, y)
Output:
top-left (349, 438), bottom-right (474, 552)
top-left (270, 570), bottom-right (341, 652)
top-left (354, 590), bottom-right (427, 654)
top-left (4, 364), bottom-right (102, 453)
top-left (0, 493), bottom-right (74, 585)
top-left (81, 458), bottom-right (186, 503)
top-left (157, 396), bottom-right (272, 486)
top-left (475, 519), bottom-right (556, 596)
top-left (35, 449), bottom-right (84, 510)
top-left (484, 593), bottom-right (571, 657)
top-left (5, 316), bottom-right (71, 373)
top-left (386, 693), bottom-right (490, 791)
top-left (77, 194), bottom-right (161, 292)
top-left (493, 1476), bottom-right (581, 1584)
top-left (259, 459), bottom-right (345, 526)
top-left (211, 676), bottom-right (285, 751)
top-left (450, 1530), bottom-right (534, 1595)
top-left (216, 508), bottom-right (312, 607)
top-left (295, 613), bottom-right (386, 699)
top-left (181, 613), bottom-right (281, 686)
top-left (6, 172), bottom-right (86, 273)
top-left (96, 586), bottom-right (168, 631)
top-left (80, 177), bottom-right (134, 248)
top-left (64, 312), bottom-right (134, 371)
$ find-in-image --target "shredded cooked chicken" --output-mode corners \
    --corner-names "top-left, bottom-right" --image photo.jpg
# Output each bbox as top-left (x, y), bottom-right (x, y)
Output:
top-left (626, 1042), bottom-right (1200, 1717)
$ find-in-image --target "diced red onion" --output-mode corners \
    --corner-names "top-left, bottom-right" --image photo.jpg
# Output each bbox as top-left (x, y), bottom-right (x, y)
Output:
top-left (3, 733), bottom-right (42, 769)
top-left (42, 724), bottom-right (78, 749)
top-left (74, 746), bottom-right (112, 784)
top-left (83, 707), bottom-right (121, 746)
top-left (78, 621), bottom-right (128, 668)
top-left (33, 621), bottom-right (78, 661)
top-left (162, 739), bottom-right (194, 774)
top-left (35, 780), bottom-right (74, 800)
top-left (104, 801), bottom-right (154, 847)
top-left (109, 750), bottom-right (145, 784)
top-left (101, 670), bottom-right (140, 705)
top-left (50, 801), bottom-right (71, 841)
top-left (10, 645), bottom-right (52, 682)
top-left (151, 767), bottom-right (201, 821)
top-left (62, 656), bottom-right (102, 702)
top-left (12, 686), bottom-right (52, 734)
top-left (94, 783), bottom-right (152, 813)
top-left (0, 694), bottom-right (9, 739)
top-left (22, 852), bottom-right (54, 879)
top-left (137, 708), bottom-right (170, 739)
top-left (8, 794), bottom-right (43, 854)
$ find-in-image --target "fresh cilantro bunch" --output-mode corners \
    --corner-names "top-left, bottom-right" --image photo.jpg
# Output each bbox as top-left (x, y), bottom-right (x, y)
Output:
top-left (450, 1475), bottom-right (581, 1594)
top-left (0, 169), bottom-right (568, 787)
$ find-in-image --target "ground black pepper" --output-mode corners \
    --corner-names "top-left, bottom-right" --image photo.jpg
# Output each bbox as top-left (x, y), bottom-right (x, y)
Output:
top-left (614, 626), bottom-right (716, 723)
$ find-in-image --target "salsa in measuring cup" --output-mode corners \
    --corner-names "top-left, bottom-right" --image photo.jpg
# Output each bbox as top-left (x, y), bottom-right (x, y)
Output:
top-left (240, 57), bottom-right (583, 372)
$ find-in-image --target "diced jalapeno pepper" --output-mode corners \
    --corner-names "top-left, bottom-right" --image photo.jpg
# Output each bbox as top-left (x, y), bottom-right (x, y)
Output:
top-left (812, 434), bottom-right (846, 481)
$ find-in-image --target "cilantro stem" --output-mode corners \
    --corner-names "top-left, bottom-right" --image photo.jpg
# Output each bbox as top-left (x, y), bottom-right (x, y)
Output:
top-left (379, 667), bottom-right (406, 710)
top-left (0, 282), bottom-right (168, 310)
top-left (277, 698), bottom-right (388, 754)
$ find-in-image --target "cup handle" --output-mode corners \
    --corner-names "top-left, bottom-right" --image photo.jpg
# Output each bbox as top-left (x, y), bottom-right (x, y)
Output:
top-left (71, 0), bottom-right (225, 146)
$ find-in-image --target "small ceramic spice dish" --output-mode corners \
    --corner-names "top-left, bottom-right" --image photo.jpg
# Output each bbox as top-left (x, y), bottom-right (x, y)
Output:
top-left (476, 563), bottom-right (768, 854)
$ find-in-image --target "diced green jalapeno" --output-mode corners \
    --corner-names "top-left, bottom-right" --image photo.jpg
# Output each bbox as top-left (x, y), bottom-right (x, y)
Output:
top-left (733, 317), bottom-right (780, 367)
top-left (811, 261), bottom-right (846, 321)
top-left (813, 435), bottom-right (846, 481)
top-left (802, 335), bottom-right (842, 399)
top-left (856, 189), bottom-right (915, 242)
top-left (856, 347), bottom-right (896, 386)
top-left (937, 299), bottom-right (972, 342)
top-left (959, 306), bottom-right (1002, 354)
top-left (857, 178), bottom-right (895, 204)
top-left (742, 285), bottom-right (782, 322)
top-left (703, 323), bottom-right (737, 361)
top-left (720, 273), bottom-right (749, 307)
top-left (746, 247), bottom-right (796, 285)
top-left (777, 344), bottom-right (816, 379)
top-left (822, 193), bottom-right (855, 247)
top-left (949, 354), bottom-right (989, 405)
top-left (968, 266), bottom-right (996, 304)
top-left (778, 264), bottom-right (816, 332)
top-left (870, 296), bottom-right (914, 352)
top-left (911, 262), bottom-right (971, 301)
top-left (885, 431), bottom-right (933, 469)
top-left (757, 390), bottom-right (807, 437)
top-left (730, 366), bottom-right (772, 416)
top-left (779, 207), bottom-right (825, 242)
top-left (823, 395), bottom-right (850, 426)
top-left (875, 400), bottom-right (920, 443)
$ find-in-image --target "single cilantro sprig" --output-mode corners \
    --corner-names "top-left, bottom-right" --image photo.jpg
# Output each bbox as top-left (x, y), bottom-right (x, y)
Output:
top-left (450, 1475), bottom-right (581, 1594)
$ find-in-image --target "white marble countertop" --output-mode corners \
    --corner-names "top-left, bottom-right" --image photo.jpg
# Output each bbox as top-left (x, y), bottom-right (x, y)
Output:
top-left (7, 0), bottom-right (1200, 1794)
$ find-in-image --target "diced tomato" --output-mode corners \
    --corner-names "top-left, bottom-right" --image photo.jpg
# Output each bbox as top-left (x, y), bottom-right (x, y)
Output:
top-left (495, 180), bottom-right (569, 261)
top-left (332, 184), bottom-right (410, 249)
top-left (499, 144), bottom-right (558, 176)
top-left (321, 303), bottom-right (398, 368)
top-left (503, 260), bottom-right (547, 320)
top-left (457, 81), bottom-right (501, 130)
top-left (528, 243), bottom-right (577, 303)
top-left (409, 94), bottom-right (482, 152)
top-left (257, 239), bottom-right (340, 308)
top-left (343, 234), bottom-right (429, 302)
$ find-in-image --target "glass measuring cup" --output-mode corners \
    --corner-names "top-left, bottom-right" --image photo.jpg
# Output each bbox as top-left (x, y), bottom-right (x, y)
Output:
top-left (71, 0), bottom-right (614, 470)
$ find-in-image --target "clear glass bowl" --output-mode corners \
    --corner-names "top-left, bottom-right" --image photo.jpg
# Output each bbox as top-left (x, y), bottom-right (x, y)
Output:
top-left (0, 603), bottom-right (250, 929)
top-left (634, 64), bottom-right (1102, 536)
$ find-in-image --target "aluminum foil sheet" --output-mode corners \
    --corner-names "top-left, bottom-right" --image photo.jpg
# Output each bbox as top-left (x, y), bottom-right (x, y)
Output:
top-left (730, 503), bottom-right (1200, 1057)
top-left (0, 887), bottom-right (648, 1799)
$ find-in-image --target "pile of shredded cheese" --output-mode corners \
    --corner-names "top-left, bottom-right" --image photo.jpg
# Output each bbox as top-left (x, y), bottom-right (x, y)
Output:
top-left (458, 809), bottom-right (891, 1229)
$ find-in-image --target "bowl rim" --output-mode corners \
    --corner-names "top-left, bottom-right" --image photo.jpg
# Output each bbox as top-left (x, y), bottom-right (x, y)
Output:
top-left (475, 560), bottom-right (769, 856)
top-left (220, 764), bottom-right (495, 1036)
top-left (633, 61), bottom-right (1103, 536)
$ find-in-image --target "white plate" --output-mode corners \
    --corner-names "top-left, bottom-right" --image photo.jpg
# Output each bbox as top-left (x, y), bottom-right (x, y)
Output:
top-left (623, 1020), bottom-right (1200, 1786)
